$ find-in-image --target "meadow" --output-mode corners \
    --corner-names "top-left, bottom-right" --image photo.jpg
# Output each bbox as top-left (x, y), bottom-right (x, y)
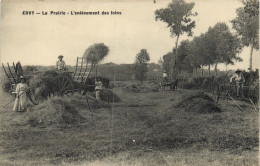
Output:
top-left (0, 75), bottom-right (258, 165)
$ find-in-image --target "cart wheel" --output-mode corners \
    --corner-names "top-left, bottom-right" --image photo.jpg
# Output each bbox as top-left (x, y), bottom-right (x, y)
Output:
top-left (55, 75), bottom-right (74, 96)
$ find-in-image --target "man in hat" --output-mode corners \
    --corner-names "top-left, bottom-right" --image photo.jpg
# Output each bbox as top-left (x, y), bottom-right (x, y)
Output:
top-left (56, 55), bottom-right (66, 71)
top-left (230, 69), bottom-right (245, 97)
top-left (13, 76), bottom-right (29, 112)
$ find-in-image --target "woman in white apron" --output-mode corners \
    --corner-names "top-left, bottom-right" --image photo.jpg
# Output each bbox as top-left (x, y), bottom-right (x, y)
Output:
top-left (13, 76), bottom-right (29, 112)
top-left (95, 77), bottom-right (103, 100)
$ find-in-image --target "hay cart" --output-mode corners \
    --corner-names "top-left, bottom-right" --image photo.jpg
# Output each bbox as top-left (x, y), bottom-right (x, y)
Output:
top-left (2, 57), bottom-right (94, 105)
top-left (159, 76), bottom-right (181, 91)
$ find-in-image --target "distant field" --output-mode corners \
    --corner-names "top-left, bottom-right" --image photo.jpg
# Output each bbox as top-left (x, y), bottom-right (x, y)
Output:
top-left (0, 80), bottom-right (258, 166)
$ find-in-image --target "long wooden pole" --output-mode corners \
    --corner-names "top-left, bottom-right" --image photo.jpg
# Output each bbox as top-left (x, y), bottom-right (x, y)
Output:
top-left (228, 93), bottom-right (244, 112)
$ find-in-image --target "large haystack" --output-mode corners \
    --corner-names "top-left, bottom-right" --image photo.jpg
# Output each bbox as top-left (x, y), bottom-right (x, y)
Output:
top-left (28, 97), bottom-right (86, 127)
top-left (175, 91), bottom-right (221, 113)
top-left (83, 43), bottom-right (109, 64)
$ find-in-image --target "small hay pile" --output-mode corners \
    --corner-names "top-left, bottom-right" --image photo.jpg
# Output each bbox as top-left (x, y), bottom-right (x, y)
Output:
top-left (28, 97), bottom-right (86, 127)
top-left (90, 89), bottom-right (121, 102)
top-left (123, 85), bottom-right (140, 93)
top-left (123, 83), bottom-right (158, 93)
top-left (175, 91), bottom-right (221, 113)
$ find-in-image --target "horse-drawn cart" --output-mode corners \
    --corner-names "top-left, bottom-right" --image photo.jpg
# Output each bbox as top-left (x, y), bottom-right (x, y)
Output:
top-left (158, 76), bottom-right (181, 91)
top-left (2, 57), bottom-right (94, 105)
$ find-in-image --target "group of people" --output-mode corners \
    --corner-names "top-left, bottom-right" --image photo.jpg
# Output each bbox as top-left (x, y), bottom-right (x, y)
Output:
top-left (13, 54), bottom-right (249, 112)
top-left (13, 55), bottom-right (103, 112)
top-left (162, 69), bottom-right (246, 97)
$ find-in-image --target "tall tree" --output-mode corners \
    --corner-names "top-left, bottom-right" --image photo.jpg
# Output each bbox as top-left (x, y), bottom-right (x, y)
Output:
top-left (175, 40), bottom-right (190, 73)
top-left (186, 37), bottom-right (204, 77)
top-left (231, 0), bottom-right (259, 70)
top-left (158, 57), bottom-right (163, 70)
top-left (206, 23), bottom-right (242, 76)
top-left (134, 49), bottom-right (150, 82)
top-left (155, 0), bottom-right (197, 68)
top-left (162, 52), bottom-right (174, 74)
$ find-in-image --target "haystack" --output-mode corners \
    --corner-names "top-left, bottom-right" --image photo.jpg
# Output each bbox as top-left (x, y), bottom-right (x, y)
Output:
top-left (123, 85), bottom-right (141, 93)
top-left (83, 43), bottom-right (109, 64)
top-left (1, 76), bottom-right (12, 92)
top-left (90, 89), bottom-right (121, 102)
top-left (123, 83), bottom-right (158, 93)
top-left (28, 97), bottom-right (86, 127)
top-left (175, 91), bottom-right (221, 113)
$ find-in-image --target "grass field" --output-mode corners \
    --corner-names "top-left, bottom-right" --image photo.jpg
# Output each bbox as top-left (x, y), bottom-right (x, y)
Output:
top-left (0, 81), bottom-right (258, 166)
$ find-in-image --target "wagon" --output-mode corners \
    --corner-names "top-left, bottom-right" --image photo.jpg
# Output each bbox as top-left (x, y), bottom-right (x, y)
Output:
top-left (158, 76), bottom-right (181, 91)
top-left (2, 57), bottom-right (94, 105)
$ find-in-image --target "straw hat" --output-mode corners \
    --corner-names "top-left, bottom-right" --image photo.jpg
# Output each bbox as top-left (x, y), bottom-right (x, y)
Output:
top-left (19, 76), bottom-right (26, 80)
top-left (235, 69), bottom-right (242, 73)
top-left (58, 55), bottom-right (64, 59)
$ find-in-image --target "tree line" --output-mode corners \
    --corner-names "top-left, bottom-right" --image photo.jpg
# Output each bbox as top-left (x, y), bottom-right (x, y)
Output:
top-left (156, 0), bottom-right (259, 77)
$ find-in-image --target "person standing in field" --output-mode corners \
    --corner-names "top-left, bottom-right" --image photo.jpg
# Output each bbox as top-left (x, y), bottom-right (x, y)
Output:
top-left (230, 69), bottom-right (245, 97)
top-left (95, 77), bottom-right (103, 100)
top-left (13, 76), bottom-right (29, 112)
top-left (56, 55), bottom-right (66, 71)
top-left (163, 71), bottom-right (168, 83)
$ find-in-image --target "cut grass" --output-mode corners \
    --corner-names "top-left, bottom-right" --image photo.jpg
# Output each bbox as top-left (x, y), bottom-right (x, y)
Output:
top-left (0, 84), bottom-right (258, 165)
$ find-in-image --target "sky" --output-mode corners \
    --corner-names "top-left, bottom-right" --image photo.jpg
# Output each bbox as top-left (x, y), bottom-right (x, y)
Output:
top-left (1, 0), bottom-right (259, 70)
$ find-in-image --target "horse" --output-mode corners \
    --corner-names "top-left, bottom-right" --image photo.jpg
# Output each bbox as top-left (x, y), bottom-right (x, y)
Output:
top-left (159, 76), bottom-right (181, 91)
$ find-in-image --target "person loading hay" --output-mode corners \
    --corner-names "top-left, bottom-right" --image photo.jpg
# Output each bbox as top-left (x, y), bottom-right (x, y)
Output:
top-left (13, 76), bottom-right (29, 112)
top-left (95, 77), bottom-right (102, 100)
top-left (56, 55), bottom-right (66, 71)
top-left (230, 69), bottom-right (245, 97)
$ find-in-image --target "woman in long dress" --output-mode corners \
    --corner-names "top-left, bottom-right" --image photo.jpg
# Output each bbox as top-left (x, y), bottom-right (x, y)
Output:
top-left (13, 76), bottom-right (28, 112)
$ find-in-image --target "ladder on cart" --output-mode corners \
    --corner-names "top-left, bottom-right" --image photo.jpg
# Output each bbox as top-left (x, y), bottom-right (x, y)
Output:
top-left (73, 57), bottom-right (93, 83)
top-left (2, 62), bottom-right (18, 84)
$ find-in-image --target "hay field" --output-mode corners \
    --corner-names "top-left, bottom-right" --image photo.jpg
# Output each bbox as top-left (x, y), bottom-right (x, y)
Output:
top-left (0, 80), bottom-right (258, 166)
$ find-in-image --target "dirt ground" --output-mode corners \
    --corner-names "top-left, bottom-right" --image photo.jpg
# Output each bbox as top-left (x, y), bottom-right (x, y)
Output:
top-left (0, 83), bottom-right (258, 166)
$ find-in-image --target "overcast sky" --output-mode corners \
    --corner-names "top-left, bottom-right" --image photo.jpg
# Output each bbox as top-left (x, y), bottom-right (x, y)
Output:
top-left (1, 0), bottom-right (259, 70)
